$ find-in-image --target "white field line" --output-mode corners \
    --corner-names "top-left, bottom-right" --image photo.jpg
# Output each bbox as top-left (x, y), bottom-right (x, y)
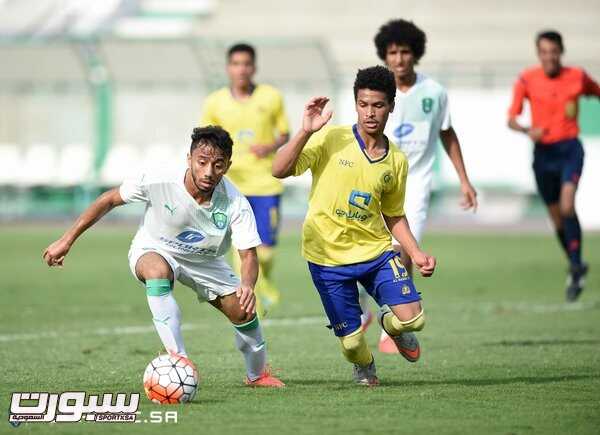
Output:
top-left (0, 316), bottom-right (326, 343)
top-left (1, 300), bottom-right (598, 343)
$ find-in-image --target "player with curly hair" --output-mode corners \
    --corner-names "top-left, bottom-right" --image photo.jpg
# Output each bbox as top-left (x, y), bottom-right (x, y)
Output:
top-left (273, 66), bottom-right (436, 385)
top-left (363, 19), bottom-right (478, 354)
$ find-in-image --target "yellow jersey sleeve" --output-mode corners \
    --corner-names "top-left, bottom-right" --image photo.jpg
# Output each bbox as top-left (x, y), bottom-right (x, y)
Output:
top-left (272, 91), bottom-right (290, 135)
top-left (380, 156), bottom-right (408, 217)
top-left (293, 127), bottom-right (329, 176)
top-left (200, 94), bottom-right (218, 126)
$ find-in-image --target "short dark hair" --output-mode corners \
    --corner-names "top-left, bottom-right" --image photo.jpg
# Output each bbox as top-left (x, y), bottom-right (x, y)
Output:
top-left (536, 30), bottom-right (564, 52)
top-left (374, 19), bottom-right (426, 62)
top-left (353, 66), bottom-right (396, 104)
top-left (190, 126), bottom-right (233, 159)
top-left (227, 43), bottom-right (256, 62)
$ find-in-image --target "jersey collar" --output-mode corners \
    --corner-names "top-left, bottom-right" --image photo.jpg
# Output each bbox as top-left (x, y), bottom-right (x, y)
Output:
top-left (352, 124), bottom-right (389, 164)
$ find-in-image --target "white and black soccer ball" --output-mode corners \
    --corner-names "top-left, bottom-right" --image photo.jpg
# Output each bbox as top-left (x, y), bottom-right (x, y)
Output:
top-left (143, 354), bottom-right (199, 404)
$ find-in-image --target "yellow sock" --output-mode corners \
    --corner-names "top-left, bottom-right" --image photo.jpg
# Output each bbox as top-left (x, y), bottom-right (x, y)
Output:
top-left (339, 328), bottom-right (373, 366)
top-left (231, 246), bottom-right (279, 318)
top-left (382, 310), bottom-right (425, 336)
top-left (255, 246), bottom-right (280, 308)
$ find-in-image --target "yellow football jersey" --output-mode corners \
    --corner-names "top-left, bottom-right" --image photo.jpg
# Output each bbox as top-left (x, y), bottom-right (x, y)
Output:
top-left (200, 84), bottom-right (289, 196)
top-left (293, 124), bottom-right (408, 266)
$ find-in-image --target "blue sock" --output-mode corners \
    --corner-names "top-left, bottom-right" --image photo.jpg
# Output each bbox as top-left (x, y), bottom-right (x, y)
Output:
top-left (563, 215), bottom-right (582, 267)
top-left (555, 228), bottom-right (568, 254)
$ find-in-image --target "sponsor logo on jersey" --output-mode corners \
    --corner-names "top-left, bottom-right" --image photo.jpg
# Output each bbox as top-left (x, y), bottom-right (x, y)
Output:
top-left (421, 97), bottom-right (433, 114)
top-left (212, 212), bottom-right (228, 230)
top-left (338, 158), bottom-right (354, 167)
top-left (159, 237), bottom-right (217, 256)
top-left (335, 190), bottom-right (373, 222)
top-left (175, 230), bottom-right (205, 243)
top-left (237, 129), bottom-right (255, 143)
top-left (394, 123), bottom-right (414, 138)
top-left (348, 190), bottom-right (371, 210)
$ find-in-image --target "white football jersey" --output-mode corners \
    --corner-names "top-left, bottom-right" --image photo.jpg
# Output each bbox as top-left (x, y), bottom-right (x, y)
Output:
top-left (119, 167), bottom-right (261, 263)
top-left (385, 73), bottom-right (451, 189)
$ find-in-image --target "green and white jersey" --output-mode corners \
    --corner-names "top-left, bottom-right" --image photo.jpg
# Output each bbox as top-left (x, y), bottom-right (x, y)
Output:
top-left (119, 167), bottom-right (261, 263)
top-left (384, 73), bottom-right (451, 185)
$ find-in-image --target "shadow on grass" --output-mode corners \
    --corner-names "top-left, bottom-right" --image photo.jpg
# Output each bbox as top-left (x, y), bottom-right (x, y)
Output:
top-left (291, 374), bottom-right (597, 388)
top-left (483, 339), bottom-right (600, 347)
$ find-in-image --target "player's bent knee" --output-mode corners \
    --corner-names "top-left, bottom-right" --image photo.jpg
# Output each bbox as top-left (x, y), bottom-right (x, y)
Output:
top-left (136, 253), bottom-right (174, 282)
top-left (338, 328), bottom-right (372, 366)
top-left (559, 204), bottom-right (575, 218)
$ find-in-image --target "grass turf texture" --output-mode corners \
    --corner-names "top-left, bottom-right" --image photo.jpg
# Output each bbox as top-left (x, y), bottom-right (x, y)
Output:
top-left (0, 226), bottom-right (599, 435)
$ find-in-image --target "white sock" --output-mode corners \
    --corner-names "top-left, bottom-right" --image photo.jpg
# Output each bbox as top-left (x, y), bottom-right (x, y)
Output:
top-left (233, 317), bottom-right (266, 381)
top-left (358, 286), bottom-right (371, 325)
top-left (146, 281), bottom-right (187, 356)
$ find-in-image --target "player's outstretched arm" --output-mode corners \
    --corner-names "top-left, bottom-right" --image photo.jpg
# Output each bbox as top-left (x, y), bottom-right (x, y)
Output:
top-left (384, 214), bottom-right (436, 277)
top-left (439, 127), bottom-right (478, 212)
top-left (42, 188), bottom-right (126, 267)
top-left (250, 132), bottom-right (290, 158)
top-left (272, 96), bottom-right (332, 178)
top-left (236, 247), bottom-right (259, 314)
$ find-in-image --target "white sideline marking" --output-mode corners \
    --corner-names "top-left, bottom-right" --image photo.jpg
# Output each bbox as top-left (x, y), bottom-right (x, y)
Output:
top-left (0, 316), bottom-right (326, 343)
top-left (1, 301), bottom-right (598, 343)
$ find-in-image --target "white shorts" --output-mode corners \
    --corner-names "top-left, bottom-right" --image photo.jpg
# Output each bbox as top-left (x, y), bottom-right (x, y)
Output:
top-left (392, 182), bottom-right (431, 249)
top-left (128, 244), bottom-right (240, 302)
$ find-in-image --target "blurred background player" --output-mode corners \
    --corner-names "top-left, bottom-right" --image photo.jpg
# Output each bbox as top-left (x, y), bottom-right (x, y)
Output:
top-left (43, 126), bottom-right (284, 388)
top-left (201, 43), bottom-right (290, 317)
top-left (508, 30), bottom-right (600, 301)
top-left (361, 19), bottom-right (478, 353)
top-left (272, 67), bottom-right (436, 385)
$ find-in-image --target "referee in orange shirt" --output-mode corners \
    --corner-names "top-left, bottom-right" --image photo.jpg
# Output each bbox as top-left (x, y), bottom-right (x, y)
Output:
top-left (508, 30), bottom-right (600, 301)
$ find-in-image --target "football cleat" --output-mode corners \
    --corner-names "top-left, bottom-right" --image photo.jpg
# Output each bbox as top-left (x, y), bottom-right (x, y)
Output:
top-left (245, 366), bottom-right (285, 388)
top-left (566, 262), bottom-right (589, 302)
top-left (377, 309), bottom-right (421, 361)
top-left (353, 359), bottom-right (379, 386)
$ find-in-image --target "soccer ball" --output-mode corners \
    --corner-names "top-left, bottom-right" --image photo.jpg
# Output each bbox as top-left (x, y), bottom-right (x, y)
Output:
top-left (143, 354), bottom-right (199, 404)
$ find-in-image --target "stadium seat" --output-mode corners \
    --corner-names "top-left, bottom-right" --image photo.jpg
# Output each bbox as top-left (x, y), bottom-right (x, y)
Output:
top-left (56, 144), bottom-right (93, 186)
top-left (20, 143), bottom-right (59, 186)
top-left (0, 144), bottom-right (23, 186)
top-left (142, 143), bottom-right (184, 173)
top-left (99, 143), bottom-right (142, 186)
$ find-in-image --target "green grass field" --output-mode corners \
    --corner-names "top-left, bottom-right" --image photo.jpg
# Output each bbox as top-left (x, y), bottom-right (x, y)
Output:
top-left (1, 226), bottom-right (599, 435)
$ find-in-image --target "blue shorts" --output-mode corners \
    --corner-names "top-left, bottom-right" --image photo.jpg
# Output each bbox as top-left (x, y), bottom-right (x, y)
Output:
top-left (246, 195), bottom-right (280, 246)
top-left (533, 138), bottom-right (584, 205)
top-left (308, 251), bottom-right (421, 337)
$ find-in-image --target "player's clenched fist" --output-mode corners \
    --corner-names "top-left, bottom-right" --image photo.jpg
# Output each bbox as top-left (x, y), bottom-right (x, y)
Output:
top-left (43, 238), bottom-right (71, 267)
top-left (411, 251), bottom-right (436, 277)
